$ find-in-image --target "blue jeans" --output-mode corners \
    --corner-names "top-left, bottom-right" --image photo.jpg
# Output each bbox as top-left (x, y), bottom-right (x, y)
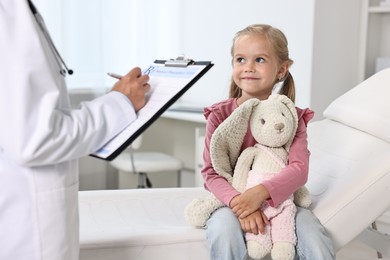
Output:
top-left (205, 207), bottom-right (335, 260)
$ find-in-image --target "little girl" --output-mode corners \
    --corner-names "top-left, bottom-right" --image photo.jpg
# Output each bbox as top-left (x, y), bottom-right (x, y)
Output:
top-left (202, 24), bottom-right (335, 259)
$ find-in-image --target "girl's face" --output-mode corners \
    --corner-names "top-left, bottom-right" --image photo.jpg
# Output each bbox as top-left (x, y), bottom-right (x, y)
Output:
top-left (232, 34), bottom-right (288, 103)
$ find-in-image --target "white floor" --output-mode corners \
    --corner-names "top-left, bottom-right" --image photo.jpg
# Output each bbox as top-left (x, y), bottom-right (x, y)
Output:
top-left (336, 239), bottom-right (388, 260)
top-left (336, 219), bottom-right (390, 260)
top-left (260, 239), bottom-right (385, 260)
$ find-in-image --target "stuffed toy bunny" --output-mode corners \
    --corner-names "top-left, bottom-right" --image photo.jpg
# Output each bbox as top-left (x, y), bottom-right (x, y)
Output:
top-left (184, 94), bottom-right (311, 260)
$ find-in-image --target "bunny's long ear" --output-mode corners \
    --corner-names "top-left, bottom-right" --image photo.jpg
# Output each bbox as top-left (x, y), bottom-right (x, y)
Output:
top-left (210, 98), bottom-right (260, 181)
top-left (268, 94), bottom-right (298, 152)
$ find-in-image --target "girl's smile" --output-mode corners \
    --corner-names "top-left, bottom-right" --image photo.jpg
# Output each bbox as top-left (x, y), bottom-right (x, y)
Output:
top-left (241, 76), bottom-right (260, 80)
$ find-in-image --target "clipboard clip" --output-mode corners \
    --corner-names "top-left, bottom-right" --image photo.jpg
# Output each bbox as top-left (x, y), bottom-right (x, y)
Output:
top-left (165, 55), bottom-right (194, 67)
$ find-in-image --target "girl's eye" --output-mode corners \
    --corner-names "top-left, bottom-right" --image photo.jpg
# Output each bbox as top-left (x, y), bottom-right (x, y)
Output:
top-left (235, 57), bottom-right (245, 64)
top-left (255, 57), bottom-right (265, 63)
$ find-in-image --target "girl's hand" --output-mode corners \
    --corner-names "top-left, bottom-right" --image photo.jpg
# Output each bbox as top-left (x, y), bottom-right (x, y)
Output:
top-left (238, 209), bottom-right (269, 235)
top-left (230, 184), bottom-right (270, 218)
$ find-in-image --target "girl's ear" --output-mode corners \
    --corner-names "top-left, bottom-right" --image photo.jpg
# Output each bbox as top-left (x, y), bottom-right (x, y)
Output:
top-left (277, 61), bottom-right (290, 81)
top-left (210, 99), bottom-right (260, 180)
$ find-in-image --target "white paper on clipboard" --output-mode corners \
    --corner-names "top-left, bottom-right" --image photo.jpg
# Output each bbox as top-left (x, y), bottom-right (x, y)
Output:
top-left (91, 59), bottom-right (213, 160)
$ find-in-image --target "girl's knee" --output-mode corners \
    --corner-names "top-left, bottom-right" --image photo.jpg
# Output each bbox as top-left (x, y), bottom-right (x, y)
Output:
top-left (295, 207), bottom-right (322, 231)
top-left (206, 207), bottom-right (242, 236)
top-left (295, 207), bottom-right (335, 259)
top-left (206, 207), bottom-right (248, 259)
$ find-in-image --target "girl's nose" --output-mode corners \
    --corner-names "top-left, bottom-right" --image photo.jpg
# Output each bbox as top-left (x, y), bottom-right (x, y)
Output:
top-left (244, 61), bottom-right (255, 72)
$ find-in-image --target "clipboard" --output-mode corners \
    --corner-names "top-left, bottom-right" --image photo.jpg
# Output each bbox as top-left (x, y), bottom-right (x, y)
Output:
top-left (91, 55), bottom-right (213, 161)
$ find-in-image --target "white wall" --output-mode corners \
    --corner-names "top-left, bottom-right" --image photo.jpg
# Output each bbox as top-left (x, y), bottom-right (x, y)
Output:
top-left (310, 0), bottom-right (363, 120)
top-left (177, 0), bottom-right (315, 109)
top-left (33, 0), bottom-right (184, 88)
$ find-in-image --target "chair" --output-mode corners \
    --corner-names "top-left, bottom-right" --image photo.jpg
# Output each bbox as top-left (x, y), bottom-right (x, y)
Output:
top-left (109, 135), bottom-right (184, 188)
top-left (79, 69), bottom-right (390, 259)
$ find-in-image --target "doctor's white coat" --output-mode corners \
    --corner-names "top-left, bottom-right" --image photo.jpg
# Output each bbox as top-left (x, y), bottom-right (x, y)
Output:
top-left (0, 0), bottom-right (137, 259)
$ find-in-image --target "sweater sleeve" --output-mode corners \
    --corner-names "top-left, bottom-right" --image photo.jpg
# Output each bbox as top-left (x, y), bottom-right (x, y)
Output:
top-left (261, 108), bottom-right (314, 207)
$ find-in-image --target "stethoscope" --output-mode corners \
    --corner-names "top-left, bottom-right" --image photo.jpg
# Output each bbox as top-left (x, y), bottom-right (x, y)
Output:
top-left (28, 0), bottom-right (73, 77)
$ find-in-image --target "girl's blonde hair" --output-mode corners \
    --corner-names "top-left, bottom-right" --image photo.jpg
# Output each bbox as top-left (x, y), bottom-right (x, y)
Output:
top-left (229, 24), bottom-right (295, 102)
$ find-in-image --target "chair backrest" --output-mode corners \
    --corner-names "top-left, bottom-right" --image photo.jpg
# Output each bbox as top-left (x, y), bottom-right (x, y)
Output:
top-left (130, 135), bottom-right (143, 150)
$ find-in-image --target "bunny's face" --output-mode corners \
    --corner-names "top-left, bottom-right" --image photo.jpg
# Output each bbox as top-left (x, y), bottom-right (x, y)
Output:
top-left (250, 100), bottom-right (295, 148)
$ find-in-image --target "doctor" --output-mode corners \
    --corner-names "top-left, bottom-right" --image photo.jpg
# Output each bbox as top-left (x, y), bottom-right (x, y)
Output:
top-left (0, 0), bottom-right (150, 259)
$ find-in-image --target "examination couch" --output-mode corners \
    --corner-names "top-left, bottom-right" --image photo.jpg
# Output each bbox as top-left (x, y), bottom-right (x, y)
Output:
top-left (79, 68), bottom-right (390, 259)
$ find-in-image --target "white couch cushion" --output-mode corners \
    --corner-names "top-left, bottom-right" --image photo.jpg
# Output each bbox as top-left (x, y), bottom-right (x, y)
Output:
top-left (79, 187), bottom-right (210, 260)
top-left (323, 68), bottom-right (390, 143)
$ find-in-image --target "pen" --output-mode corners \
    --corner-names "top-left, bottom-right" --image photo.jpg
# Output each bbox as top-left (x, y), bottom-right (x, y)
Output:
top-left (107, 72), bottom-right (123, 79)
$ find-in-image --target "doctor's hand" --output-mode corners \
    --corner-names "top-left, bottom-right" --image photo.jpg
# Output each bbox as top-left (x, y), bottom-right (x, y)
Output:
top-left (230, 184), bottom-right (270, 219)
top-left (111, 67), bottom-right (150, 112)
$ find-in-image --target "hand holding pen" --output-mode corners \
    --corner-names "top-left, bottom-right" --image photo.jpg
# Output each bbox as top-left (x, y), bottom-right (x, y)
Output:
top-left (110, 67), bottom-right (150, 112)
